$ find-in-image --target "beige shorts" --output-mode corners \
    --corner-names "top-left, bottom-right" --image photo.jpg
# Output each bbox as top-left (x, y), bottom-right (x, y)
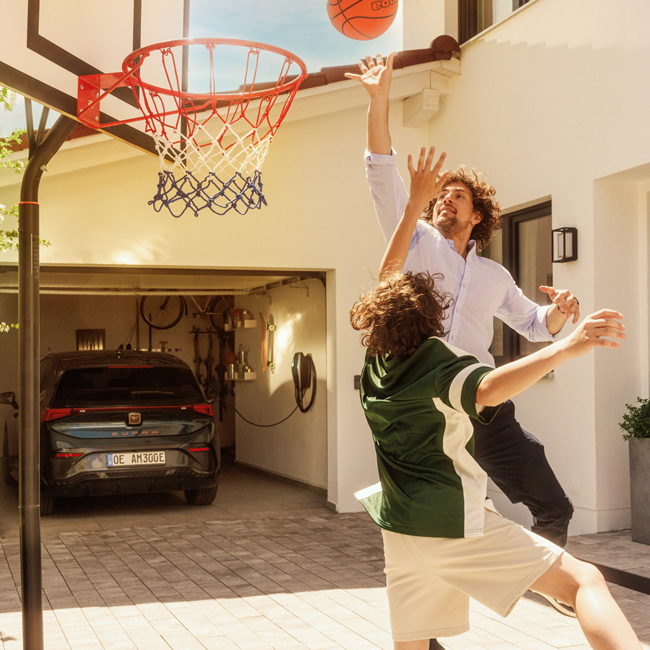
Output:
top-left (381, 507), bottom-right (564, 642)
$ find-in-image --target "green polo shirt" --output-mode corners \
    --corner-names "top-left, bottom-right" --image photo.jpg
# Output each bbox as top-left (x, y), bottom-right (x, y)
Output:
top-left (356, 337), bottom-right (497, 538)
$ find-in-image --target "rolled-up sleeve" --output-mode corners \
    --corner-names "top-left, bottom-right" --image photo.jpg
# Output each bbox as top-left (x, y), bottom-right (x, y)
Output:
top-left (496, 277), bottom-right (556, 342)
top-left (365, 149), bottom-right (409, 244)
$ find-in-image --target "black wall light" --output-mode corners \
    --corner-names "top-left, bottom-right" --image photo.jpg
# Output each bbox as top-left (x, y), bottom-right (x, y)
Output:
top-left (552, 227), bottom-right (578, 263)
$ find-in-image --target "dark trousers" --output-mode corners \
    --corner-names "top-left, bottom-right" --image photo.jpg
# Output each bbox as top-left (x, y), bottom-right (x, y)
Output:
top-left (472, 400), bottom-right (574, 548)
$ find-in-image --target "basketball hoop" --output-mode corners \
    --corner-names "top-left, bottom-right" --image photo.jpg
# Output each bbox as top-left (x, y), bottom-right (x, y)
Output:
top-left (78, 38), bottom-right (308, 217)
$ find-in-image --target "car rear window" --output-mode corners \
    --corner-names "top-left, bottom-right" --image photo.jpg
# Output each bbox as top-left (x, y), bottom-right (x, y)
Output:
top-left (51, 366), bottom-right (204, 407)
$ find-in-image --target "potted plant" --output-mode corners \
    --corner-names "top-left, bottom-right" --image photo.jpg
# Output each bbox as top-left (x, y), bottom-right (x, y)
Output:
top-left (620, 397), bottom-right (650, 544)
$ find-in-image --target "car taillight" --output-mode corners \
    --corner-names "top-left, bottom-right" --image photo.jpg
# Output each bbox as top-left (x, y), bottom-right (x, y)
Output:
top-left (192, 404), bottom-right (213, 417)
top-left (54, 452), bottom-right (83, 458)
top-left (188, 447), bottom-right (210, 452)
top-left (44, 408), bottom-right (73, 422)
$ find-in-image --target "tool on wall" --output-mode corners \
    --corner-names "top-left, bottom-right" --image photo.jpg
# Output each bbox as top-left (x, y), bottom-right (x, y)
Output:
top-left (192, 326), bottom-right (201, 378)
top-left (291, 352), bottom-right (317, 413)
top-left (259, 312), bottom-right (276, 373)
top-left (190, 326), bottom-right (225, 411)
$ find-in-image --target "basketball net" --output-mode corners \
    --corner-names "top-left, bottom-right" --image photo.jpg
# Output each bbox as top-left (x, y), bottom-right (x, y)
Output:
top-left (78, 39), bottom-right (308, 217)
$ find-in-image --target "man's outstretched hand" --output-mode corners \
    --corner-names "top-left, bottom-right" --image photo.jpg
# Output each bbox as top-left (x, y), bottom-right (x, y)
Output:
top-left (407, 146), bottom-right (450, 212)
top-left (345, 52), bottom-right (395, 98)
top-left (540, 285), bottom-right (581, 324)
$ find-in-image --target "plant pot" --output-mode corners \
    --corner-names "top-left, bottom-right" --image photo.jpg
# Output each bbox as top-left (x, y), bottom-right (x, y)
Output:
top-left (629, 438), bottom-right (650, 544)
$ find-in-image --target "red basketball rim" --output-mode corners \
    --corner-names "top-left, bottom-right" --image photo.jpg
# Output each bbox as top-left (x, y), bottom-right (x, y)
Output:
top-left (121, 37), bottom-right (308, 101)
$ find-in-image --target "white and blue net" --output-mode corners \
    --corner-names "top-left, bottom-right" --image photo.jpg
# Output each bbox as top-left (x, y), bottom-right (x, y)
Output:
top-left (124, 39), bottom-right (307, 218)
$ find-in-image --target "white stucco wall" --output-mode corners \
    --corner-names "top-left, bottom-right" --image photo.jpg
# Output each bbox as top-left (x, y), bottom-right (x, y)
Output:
top-left (412, 0), bottom-right (650, 533)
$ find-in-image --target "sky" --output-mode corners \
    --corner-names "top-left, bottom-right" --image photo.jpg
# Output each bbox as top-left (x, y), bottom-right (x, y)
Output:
top-left (187, 0), bottom-right (402, 71)
top-left (0, 0), bottom-right (403, 136)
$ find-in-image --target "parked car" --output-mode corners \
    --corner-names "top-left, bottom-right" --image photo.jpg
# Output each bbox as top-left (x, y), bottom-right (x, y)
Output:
top-left (3, 350), bottom-right (219, 515)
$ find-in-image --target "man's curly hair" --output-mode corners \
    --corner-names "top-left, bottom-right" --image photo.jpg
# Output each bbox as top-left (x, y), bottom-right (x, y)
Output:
top-left (422, 165), bottom-right (502, 251)
top-left (350, 272), bottom-right (453, 358)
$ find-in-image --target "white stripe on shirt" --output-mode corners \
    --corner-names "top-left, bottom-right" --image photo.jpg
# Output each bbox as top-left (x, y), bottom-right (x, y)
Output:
top-left (434, 397), bottom-right (487, 537)
top-left (448, 363), bottom-right (490, 413)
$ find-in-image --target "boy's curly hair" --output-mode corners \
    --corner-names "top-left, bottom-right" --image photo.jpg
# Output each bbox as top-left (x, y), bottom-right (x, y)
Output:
top-left (422, 165), bottom-right (502, 250)
top-left (350, 272), bottom-right (452, 358)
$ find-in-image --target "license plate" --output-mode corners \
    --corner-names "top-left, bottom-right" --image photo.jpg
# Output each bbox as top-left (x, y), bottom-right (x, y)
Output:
top-left (107, 451), bottom-right (166, 467)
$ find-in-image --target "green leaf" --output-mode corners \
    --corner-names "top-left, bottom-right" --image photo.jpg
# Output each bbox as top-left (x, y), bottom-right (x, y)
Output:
top-left (0, 322), bottom-right (18, 333)
top-left (620, 397), bottom-right (650, 440)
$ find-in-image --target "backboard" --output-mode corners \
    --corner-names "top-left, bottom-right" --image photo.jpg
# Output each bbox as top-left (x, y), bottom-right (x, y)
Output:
top-left (0, 0), bottom-right (189, 154)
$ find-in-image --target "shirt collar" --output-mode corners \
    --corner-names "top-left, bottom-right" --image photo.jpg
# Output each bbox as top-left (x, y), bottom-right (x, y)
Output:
top-left (444, 237), bottom-right (477, 258)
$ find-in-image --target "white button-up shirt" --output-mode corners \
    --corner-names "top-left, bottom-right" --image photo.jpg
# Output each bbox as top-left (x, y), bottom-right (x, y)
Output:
top-left (366, 150), bottom-right (555, 367)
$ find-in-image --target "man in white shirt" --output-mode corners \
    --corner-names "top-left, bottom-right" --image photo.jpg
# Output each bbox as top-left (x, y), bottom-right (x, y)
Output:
top-left (347, 51), bottom-right (579, 588)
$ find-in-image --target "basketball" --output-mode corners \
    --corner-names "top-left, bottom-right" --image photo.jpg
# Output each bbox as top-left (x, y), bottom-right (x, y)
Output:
top-left (326, 0), bottom-right (398, 41)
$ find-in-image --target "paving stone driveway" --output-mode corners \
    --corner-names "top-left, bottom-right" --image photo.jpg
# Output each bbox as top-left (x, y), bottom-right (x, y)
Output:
top-left (0, 465), bottom-right (648, 649)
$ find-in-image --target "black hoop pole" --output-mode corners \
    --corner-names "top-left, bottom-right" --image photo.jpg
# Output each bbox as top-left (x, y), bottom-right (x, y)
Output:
top-left (19, 114), bottom-right (77, 650)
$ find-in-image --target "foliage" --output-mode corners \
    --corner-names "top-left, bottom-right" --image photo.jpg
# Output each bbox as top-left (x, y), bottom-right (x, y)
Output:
top-left (0, 202), bottom-right (49, 251)
top-left (0, 89), bottom-right (53, 333)
top-left (0, 202), bottom-right (19, 250)
top-left (1, 88), bottom-right (26, 250)
top-left (0, 87), bottom-right (14, 110)
top-left (1, 88), bottom-right (27, 332)
top-left (620, 397), bottom-right (650, 440)
top-left (0, 88), bottom-right (26, 177)
top-left (0, 129), bottom-right (25, 175)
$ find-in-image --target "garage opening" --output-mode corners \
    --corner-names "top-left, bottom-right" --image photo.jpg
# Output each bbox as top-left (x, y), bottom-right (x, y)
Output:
top-left (0, 264), bottom-right (328, 511)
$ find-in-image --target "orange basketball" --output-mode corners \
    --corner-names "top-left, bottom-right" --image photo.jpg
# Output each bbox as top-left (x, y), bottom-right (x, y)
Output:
top-left (326, 0), bottom-right (398, 41)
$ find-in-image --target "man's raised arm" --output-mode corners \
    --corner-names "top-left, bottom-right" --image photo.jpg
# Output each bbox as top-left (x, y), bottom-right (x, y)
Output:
top-left (345, 53), bottom-right (395, 155)
top-left (379, 146), bottom-right (448, 278)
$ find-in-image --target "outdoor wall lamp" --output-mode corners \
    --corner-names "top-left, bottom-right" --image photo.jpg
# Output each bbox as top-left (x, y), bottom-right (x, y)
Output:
top-left (552, 227), bottom-right (578, 263)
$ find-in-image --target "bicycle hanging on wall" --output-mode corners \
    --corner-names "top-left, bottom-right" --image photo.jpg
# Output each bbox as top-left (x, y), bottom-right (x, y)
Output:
top-left (139, 295), bottom-right (227, 330)
top-left (138, 295), bottom-right (235, 421)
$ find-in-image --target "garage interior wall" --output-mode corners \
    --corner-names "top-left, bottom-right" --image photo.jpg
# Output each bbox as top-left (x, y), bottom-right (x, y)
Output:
top-left (233, 279), bottom-right (327, 490)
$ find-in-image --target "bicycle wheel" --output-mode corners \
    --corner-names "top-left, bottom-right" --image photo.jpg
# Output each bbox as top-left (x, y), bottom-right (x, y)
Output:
top-left (140, 295), bottom-right (185, 330)
top-left (208, 296), bottom-right (228, 331)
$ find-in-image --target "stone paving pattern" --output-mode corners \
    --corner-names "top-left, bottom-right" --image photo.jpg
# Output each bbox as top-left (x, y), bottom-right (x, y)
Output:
top-left (0, 464), bottom-right (648, 649)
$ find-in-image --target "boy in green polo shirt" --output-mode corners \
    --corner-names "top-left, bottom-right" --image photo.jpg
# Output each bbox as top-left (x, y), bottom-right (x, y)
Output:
top-left (349, 146), bottom-right (640, 649)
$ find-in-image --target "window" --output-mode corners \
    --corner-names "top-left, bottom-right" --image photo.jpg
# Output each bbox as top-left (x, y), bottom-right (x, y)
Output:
top-left (482, 201), bottom-right (553, 365)
top-left (52, 366), bottom-right (204, 407)
top-left (459, 0), bottom-right (532, 43)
